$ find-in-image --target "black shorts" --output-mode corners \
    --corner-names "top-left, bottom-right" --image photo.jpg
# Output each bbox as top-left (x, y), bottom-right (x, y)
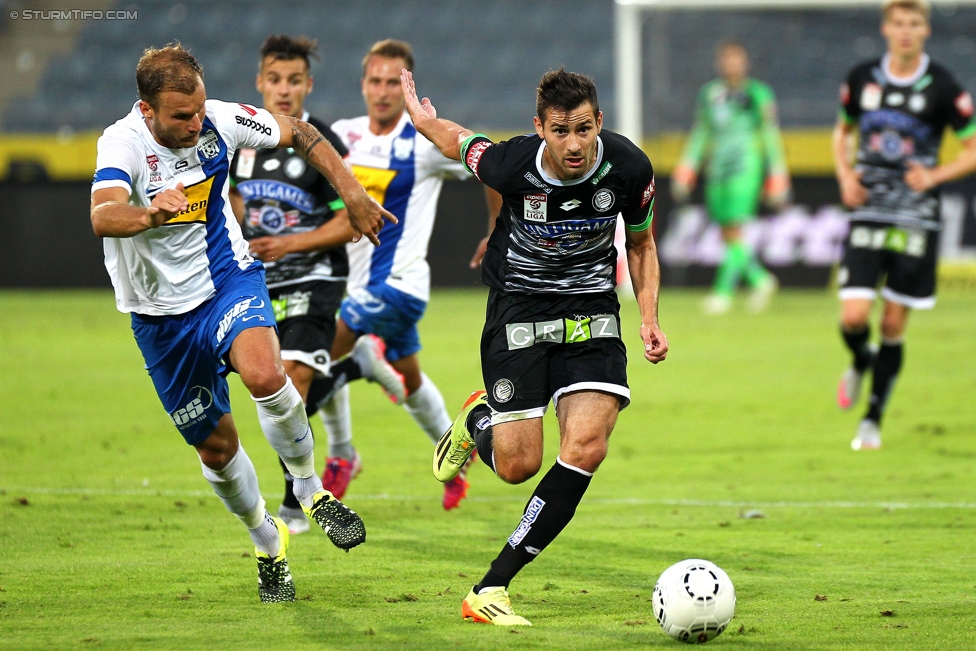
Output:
top-left (837, 221), bottom-right (938, 310)
top-left (480, 290), bottom-right (630, 421)
top-left (269, 280), bottom-right (346, 374)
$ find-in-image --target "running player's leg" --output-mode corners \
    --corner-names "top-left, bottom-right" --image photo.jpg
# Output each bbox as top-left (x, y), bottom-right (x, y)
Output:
top-left (836, 224), bottom-right (885, 413)
top-left (131, 306), bottom-right (289, 600)
top-left (862, 229), bottom-right (936, 435)
top-left (272, 282), bottom-right (342, 532)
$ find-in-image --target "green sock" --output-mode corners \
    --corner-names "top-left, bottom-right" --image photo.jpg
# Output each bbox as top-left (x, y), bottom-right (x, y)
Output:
top-left (742, 247), bottom-right (769, 288)
top-left (714, 242), bottom-right (747, 296)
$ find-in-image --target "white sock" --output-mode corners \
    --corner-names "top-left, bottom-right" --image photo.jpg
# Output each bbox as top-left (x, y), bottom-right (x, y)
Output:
top-left (200, 446), bottom-right (265, 530)
top-left (253, 376), bottom-right (316, 479)
top-left (403, 372), bottom-right (452, 445)
top-left (249, 511), bottom-right (281, 557)
top-left (320, 384), bottom-right (354, 459)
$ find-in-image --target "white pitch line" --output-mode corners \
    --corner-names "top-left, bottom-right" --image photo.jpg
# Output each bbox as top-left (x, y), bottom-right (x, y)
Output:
top-left (3, 486), bottom-right (976, 509)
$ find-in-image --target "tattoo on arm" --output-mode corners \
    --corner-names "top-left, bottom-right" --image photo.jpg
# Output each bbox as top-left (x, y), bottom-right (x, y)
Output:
top-left (288, 118), bottom-right (326, 162)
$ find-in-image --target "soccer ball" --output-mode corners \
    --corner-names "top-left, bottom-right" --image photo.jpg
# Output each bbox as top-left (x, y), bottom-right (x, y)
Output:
top-left (652, 559), bottom-right (736, 644)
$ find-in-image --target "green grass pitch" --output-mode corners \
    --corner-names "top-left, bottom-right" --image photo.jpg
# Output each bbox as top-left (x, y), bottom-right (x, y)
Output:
top-left (1, 287), bottom-right (974, 650)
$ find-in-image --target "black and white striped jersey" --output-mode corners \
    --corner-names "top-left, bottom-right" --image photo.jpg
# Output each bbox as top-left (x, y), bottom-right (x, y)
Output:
top-left (462, 130), bottom-right (655, 294)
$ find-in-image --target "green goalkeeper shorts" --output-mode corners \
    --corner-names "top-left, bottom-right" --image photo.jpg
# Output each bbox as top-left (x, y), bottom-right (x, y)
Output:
top-left (704, 169), bottom-right (764, 225)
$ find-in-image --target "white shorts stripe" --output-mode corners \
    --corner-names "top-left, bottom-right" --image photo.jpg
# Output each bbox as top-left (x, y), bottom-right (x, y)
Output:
top-left (880, 286), bottom-right (936, 310)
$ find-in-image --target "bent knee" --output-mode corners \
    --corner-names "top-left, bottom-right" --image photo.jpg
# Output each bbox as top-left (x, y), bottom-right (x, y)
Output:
top-left (496, 458), bottom-right (542, 485)
top-left (243, 368), bottom-right (288, 399)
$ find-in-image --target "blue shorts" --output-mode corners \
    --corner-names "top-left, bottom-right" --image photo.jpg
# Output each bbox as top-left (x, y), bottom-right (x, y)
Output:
top-left (131, 269), bottom-right (277, 445)
top-left (338, 283), bottom-right (426, 362)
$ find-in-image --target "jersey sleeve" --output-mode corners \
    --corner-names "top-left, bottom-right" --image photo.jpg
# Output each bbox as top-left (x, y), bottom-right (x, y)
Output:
top-left (678, 85), bottom-right (712, 171)
top-left (839, 67), bottom-right (861, 126)
top-left (460, 134), bottom-right (511, 191)
top-left (943, 77), bottom-right (976, 139)
top-left (209, 100), bottom-right (281, 150)
top-left (92, 131), bottom-right (141, 197)
top-left (623, 155), bottom-right (656, 232)
top-left (754, 83), bottom-right (789, 177)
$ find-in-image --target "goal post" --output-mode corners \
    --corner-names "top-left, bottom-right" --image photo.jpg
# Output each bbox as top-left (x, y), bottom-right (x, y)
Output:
top-left (613, 0), bottom-right (976, 146)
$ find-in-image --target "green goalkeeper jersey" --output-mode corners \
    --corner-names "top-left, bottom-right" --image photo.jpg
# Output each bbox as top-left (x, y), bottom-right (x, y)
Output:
top-left (679, 78), bottom-right (787, 184)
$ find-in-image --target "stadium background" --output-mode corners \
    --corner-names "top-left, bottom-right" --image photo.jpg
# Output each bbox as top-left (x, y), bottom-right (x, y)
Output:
top-left (1, 0), bottom-right (975, 288)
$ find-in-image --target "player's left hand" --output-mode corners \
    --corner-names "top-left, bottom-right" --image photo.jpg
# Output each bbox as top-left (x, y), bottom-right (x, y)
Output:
top-left (905, 160), bottom-right (937, 192)
top-left (640, 323), bottom-right (668, 364)
top-left (248, 236), bottom-right (289, 263)
top-left (345, 192), bottom-right (398, 246)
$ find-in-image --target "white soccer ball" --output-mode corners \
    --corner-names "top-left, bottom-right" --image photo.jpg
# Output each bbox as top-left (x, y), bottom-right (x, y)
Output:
top-left (652, 559), bottom-right (736, 644)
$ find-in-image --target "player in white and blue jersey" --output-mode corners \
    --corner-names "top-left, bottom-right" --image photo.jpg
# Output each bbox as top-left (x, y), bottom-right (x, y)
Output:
top-left (303, 39), bottom-right (499, 510)
top-left (90, 44), bottom-right (395, 603)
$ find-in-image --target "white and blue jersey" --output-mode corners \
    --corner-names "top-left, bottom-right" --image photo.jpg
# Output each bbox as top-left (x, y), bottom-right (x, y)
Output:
top-left (331, 112), bottom-right (470, 303)
top-left (92, 100), bottom-right (282, 444)
top-left (92, 100), bottom-right (281, 315)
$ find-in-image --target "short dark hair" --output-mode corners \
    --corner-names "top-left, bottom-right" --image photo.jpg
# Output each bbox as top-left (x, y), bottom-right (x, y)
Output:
top-left (536, 68), bottom-right (599, 124)
top-left (362, 39), bottom-right (414, 75)
top-left (259, 34), bottom-right (318, 71)
top-left (136, 42), bottom-right (203, 108)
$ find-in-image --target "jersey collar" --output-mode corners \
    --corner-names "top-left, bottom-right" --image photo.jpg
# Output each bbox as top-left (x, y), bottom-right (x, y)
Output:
top-left (535, 135), bottom-right (605, 187)
top-left (881, 53), bottom-right (930, 87)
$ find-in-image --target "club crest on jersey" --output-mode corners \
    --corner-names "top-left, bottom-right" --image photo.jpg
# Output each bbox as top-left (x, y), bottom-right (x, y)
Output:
top-left (886, 92), bottom-right (905, 107)
top-left (393, 137), bottom-right (414, 160)
top-left (861, 83), bottom-right (882, 111)
top-left (592, 188), bottom-right (615, 212)
top-left (197, 130), bottom-right (220, 160)
top-left (524, 193), bottom-right (548, 223)
top-left (284, 157), bottom-right (306, 179)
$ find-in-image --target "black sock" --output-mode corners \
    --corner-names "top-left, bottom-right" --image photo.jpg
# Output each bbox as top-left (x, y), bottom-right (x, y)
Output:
top-left (469, 405), bottom-right (495, 473)
top-left (865, 340), bottom-right (903, 424)
top-left (304, 358), bottom-right (363, 416)
top-left (278, 457), bottom-right (301, 509)
top-left (841, 325), bottom-right (873, 372)
top-left (474, 460), bottom-right (592, 591)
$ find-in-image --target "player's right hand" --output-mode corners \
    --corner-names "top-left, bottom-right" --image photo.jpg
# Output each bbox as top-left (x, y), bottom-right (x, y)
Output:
top-left (837, 169), bottom-right (868, 209)
top-left (148, 183), bottom-right (188, 227)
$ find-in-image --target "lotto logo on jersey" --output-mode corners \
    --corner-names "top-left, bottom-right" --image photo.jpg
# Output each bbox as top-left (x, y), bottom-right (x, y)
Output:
top-left (956, 92), bottom-right (974, 118)
top-left (464, 140), bottom-right (491, 178)
top-left (523, 193), bottom-right (547, 223)
top-left (166, 177), bottom-right (214, 225)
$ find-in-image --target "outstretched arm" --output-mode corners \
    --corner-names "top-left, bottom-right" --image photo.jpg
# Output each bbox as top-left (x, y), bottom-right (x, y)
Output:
top-left (400, 69), bottom-right (473, 161)
top-left (274, 114), bottom-right (396, 245)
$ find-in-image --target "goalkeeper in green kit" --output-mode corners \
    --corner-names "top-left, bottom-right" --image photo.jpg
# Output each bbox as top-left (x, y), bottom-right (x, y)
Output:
top-left (672, 41), bottom-right (790, 314)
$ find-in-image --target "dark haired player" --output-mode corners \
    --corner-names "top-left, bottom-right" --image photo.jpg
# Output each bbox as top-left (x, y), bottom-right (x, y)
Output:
top-left (402, 67), bottom-right (668, 625)
top-left (833, 0), bottom-right (976, 450)
top-left (229, 35), bottom-right (405, 535)
top-left (91, 43), bottom-right (395, 602)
